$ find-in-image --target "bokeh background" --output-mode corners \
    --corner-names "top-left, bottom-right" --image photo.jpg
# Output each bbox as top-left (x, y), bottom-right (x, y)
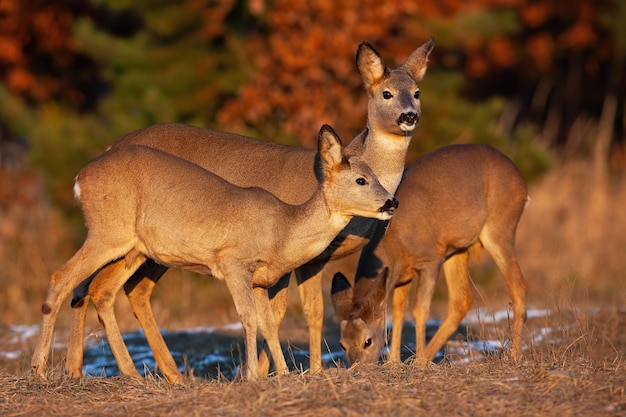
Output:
top-left (0, 0), bottom-right (624, 331)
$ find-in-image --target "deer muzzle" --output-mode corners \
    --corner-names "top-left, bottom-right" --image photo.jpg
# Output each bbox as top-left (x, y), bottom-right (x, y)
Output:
top-left (397, 112), bottom-right (418, 126)
top-left (379, 198), bottom-right (399, 215)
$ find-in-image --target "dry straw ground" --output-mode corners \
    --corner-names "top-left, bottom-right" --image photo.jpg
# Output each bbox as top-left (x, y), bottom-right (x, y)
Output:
top-left (1, 304), bottom-right (625, 416)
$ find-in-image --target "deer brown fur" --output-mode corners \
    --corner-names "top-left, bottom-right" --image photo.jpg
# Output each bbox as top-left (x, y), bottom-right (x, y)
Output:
top-left (30, 125), bottom-right (397, 381)
top-left (331, 144), bottom-right (529, 366)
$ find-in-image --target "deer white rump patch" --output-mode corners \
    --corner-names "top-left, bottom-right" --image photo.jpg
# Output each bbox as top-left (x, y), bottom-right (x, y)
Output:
top-left (73, 177), bottom-right (81, 201)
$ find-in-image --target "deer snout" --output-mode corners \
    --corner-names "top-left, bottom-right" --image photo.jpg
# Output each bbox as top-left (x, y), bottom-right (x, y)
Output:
top-left (398, 112), bottom-right (418, 126)
top-left (379, 198), bottom-right (399, 214)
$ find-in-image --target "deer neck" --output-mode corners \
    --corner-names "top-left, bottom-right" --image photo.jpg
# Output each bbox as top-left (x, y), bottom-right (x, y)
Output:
top-left (279, 188), bottom-right (350, 266)
top-left (348, 127), bottom-right (412, 195)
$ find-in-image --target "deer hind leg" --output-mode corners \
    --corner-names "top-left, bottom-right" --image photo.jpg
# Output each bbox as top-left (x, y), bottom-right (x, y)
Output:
top-left (66, 287), bottom-right (91, 378)
top-left (31, 238), bottom-right (134, 378)
top-left (89, 249), bottom-right (148, 379)
top-left (258, 273), bottom-right (290, 377)
top-left (411, 265), bottom-right (440, 366)
top-left (122, 260), bottom-right (182, 383)
top-left (389, 274), bottom-right (413, 363)
top-left (65, 258), bottom-right (143, 378)
top-left (480, 227), bottom-right (527, 357)
top-left (294, 263), bottom-right (325, 373)
top-left (66, 257), bottom-right (138, 377)
top-left (424, 252), bottom-right (472, 362)
top-left (67, 258), bottom-right (180, 381)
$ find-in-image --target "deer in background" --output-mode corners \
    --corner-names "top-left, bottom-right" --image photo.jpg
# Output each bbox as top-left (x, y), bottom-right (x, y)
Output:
top-left (331, 144), bottom-right (529, 366)
top-left (30, 125), bottom-right (397, 381)
top-left (52, 38), bottom-right (435, 382)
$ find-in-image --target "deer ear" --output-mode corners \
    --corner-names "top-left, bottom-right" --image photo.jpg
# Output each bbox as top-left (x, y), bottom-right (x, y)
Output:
top-left (318, 124), bottom-right (343, 169)
top-left (365, 267), bottom-right (389, 310)
top-left (331, 272), bottom-right (354, 321)
top-left (352, 268), bottom-right (388, 322)
top-left (356, 41), bottom-right (386, 88)
top-left (400, 36), bottom-right (435, 82)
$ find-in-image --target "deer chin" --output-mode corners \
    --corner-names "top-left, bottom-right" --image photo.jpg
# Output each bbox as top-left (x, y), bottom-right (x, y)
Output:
top-left (377, 211), bottom-right (394, 221)
top-left (398, 122), bottom-right (417, 133)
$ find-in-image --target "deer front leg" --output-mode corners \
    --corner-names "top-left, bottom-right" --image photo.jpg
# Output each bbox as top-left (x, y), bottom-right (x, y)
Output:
top-left (253, 286), bottom-right (289, 376)
top-left (258, 273), bottom-right (290, 376)
top-left (223, 265), bottom-right (259, 381)
top-left (66, 293), bottom-right (90, 377)
top-left (295, 263), bottom-right (325, 373)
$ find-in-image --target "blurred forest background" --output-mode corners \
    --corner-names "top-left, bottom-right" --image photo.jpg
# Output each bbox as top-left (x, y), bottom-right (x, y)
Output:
top-left (0, 0), bottom-right (625, 329)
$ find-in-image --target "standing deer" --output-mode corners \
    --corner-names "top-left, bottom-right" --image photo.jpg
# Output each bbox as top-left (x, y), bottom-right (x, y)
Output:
top-left (30, 125), bottom-right (397, 381)
top-left (53, 38), bottom-right (435, 382)
top-left (331, 144), bottom-right (529, 366)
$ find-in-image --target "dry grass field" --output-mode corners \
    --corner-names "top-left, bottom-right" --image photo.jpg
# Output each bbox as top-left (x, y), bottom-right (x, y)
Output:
top-left (0, 306), bottom-right (624, 416)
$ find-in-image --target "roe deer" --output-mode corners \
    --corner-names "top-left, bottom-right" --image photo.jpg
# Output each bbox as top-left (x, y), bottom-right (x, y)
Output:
top-left (59, 38), bottom-right (435, 382)
top-left (30, 125), bottom-right (397, 381)
top-left (331, 144), bottom-right (529, 366)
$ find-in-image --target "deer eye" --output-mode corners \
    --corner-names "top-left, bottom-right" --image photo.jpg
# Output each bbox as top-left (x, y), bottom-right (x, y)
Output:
top-left (363, 338), bottom-right (372, 349)
top-left (356, 178), bottom-right (366, 185)
top-left (382, 91), bottom-right (393, 99)
top-left (414, 90), bottom-right (420, 99)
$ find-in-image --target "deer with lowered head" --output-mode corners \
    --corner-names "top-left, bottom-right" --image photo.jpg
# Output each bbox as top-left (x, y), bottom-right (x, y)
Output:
top-left (50, 38), bottom-right (435, 382)
top-left (331, 144), bottom-right (529, 367)
top-left (30, 125), bottom-right (397, 381)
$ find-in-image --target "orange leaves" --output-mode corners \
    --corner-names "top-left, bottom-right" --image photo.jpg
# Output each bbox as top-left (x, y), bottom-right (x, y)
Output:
top-left (527, 34), bottom-right (554, 72)
top-left (31, 7), bottom-right (74, 52)
top-left (0, 35), bottom-right (22, 64)
top-left (488, 36), bottom-right (518, 68)
top-left (560, 22), bottom-right (597, 49)
top-left (0, 0), bottom-right (617, 150)
top-left (0, 0), bottom-right (87, 104)
top-left (200, 0), bottom-right (236, 40)
top-left (520, 0), bottom-right (598, 51)
top-left (6, 67), bottom-right (34, 94)
top-left (520, 2), bottom-right (552, 28)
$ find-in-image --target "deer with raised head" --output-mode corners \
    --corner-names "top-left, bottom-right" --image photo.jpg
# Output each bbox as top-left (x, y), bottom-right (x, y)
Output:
top-left (45, 38), bottom-right (435, 382)
top-left (331, 144), bottom-right (529, 367)
top-left (30, 125), bottom-right (397, 381)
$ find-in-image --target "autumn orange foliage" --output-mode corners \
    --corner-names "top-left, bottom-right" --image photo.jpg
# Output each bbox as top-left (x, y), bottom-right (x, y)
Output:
top-left (216, 0), bottom-right (613, 147)
top-left (0, 0), bottom-right (90, 106)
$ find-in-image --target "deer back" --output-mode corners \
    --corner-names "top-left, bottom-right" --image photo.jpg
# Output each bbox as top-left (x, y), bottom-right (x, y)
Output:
top-left (384, 144), bottom-right (528, 268)
top-left (76, 145), bottom-right (283, 277)
top-left (113, 123), bottom-right (319, 206)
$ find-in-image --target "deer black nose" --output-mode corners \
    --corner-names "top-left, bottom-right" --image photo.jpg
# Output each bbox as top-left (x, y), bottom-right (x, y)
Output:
top-left (398, 112), bottom-right (418, 125)
top-left (379, 198), bottom-right (399, 213)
